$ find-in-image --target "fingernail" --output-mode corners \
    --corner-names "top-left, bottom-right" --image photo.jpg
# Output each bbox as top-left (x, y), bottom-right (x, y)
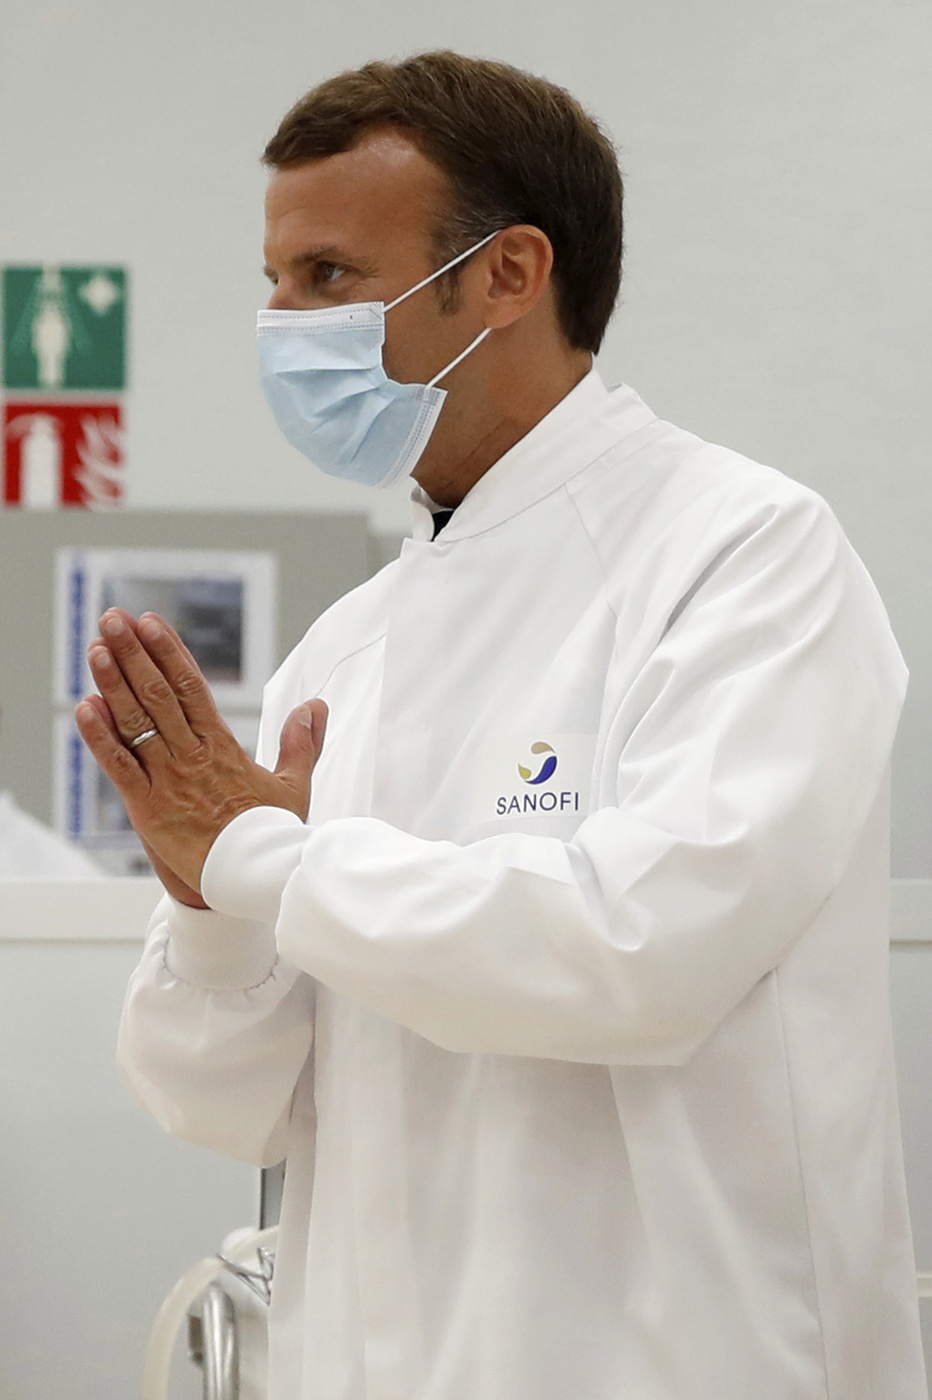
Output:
top-left (138, 617), bottom-right (160, 642)
top-left (102, 615), bottom-right (125, 637)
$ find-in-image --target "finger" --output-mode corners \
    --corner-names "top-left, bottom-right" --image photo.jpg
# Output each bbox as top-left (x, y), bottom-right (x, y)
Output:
top-left (134, 612), bottom-right (225, 736)
top-left (137, 611), bottom-right (203, 674)
top-left (82, 687), bottom-right (167, 765)
top-left (94, 611), bottom-right (199, 755)
top-left (276, 699), bottom-right (328, 774)
top-left (87, 642), bottom-right (166, 749)
top-left (79, 689), bottom-right (122, 743)
top-left (273, 700), bottom-right (329, 815)
top-left (309, 698), bottom-right (329, 761)
top-left (75, 697), bottom-right (151, 804)
top-left (87, 639), bottom-right (185, 759)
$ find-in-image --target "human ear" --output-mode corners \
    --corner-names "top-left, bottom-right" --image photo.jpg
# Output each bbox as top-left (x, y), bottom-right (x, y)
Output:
top-left (483, 226), bottom-right (554, 330)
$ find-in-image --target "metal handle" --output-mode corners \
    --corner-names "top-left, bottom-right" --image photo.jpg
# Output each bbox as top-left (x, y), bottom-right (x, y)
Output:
top-left (200, 1282), bottom-right (239, 1400)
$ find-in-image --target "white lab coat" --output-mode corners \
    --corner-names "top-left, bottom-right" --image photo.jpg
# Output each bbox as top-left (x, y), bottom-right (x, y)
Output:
top-left (119, 372), bottom-right (926, 1400)
top-left (0, 790), bottom-right (105, 878)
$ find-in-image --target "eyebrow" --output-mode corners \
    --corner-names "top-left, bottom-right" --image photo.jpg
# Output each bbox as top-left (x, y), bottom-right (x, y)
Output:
top-left (263, 244), bottom-right (376, 280)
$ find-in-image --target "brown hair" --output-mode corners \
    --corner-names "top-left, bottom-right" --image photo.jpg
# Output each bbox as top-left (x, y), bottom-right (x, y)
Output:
top-left (263, 52), bottom-right (623, 353)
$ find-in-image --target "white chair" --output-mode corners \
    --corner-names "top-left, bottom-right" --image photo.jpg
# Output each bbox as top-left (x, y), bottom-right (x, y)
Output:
top-left (141, 1224), bottom-right (278, 1400)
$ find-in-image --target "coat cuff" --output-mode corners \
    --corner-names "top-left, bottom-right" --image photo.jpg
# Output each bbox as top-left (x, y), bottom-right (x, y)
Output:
top-left (200, 805), bottom-right (309, 924)
top-left (163, 898), bottom-right (280, 990)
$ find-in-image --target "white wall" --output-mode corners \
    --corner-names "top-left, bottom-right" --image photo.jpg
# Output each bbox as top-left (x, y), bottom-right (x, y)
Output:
top-left (3, 0), bottom-right (929, 865)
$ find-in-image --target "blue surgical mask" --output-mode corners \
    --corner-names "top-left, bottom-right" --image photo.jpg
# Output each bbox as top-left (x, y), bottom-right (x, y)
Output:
top-left (256, 233), bottom-right (497, 489)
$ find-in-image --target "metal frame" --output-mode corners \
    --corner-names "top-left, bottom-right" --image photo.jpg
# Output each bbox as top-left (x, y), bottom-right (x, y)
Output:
top-left (190, 1284), bottom-right (239, 1400)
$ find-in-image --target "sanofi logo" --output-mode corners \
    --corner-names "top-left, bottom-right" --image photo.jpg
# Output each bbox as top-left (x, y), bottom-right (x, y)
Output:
top-left (518, 742), bottom-right (557, 785)
top-left (497, 741), bottom-right (580, 816)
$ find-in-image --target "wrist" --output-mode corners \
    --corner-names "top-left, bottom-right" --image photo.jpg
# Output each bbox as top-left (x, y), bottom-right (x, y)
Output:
top-left (171, 888), bottom-right (211, 910)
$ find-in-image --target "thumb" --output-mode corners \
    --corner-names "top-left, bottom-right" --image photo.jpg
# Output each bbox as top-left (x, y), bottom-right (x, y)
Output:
top-left (274, 699), bottom-right (329, 808)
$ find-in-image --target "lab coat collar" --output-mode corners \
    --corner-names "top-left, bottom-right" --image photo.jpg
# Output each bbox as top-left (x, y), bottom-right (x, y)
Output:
top-left (409, 369), bottom-right (655, 542)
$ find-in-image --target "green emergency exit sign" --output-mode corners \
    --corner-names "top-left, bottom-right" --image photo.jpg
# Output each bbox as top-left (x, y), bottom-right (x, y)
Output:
top-left (2, 265), bottom-right (127, 391)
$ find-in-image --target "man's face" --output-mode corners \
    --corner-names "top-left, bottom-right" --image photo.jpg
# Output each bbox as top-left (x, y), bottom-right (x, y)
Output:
top-left (263, 128), bottom-right (485, 391)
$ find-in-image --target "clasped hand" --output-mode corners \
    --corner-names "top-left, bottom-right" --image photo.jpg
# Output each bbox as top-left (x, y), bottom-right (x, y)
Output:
top-left (75, 609), bottom-right (328, 906)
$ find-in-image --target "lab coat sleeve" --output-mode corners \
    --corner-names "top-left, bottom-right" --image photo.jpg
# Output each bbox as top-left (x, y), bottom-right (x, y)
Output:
top-left (201, 490), bottom-right (907, 1065)
top-left (117, 894), bottom-right (315, 1165)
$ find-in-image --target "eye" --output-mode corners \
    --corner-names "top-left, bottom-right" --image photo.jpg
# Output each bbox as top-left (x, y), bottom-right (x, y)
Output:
top-left (317, 261), bottom-right (346, 284)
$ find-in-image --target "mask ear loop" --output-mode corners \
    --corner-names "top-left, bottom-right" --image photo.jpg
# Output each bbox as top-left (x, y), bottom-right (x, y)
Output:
top-left (385, 230), bottom-right (498, 388)
top-left (426, 327), bottom-right (491, 389)
top-left (384, 230), bottom-right (500, 313)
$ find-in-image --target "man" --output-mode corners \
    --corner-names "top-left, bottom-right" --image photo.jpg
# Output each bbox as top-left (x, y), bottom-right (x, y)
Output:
top-left (78, 53), bottom-right (926, 1400)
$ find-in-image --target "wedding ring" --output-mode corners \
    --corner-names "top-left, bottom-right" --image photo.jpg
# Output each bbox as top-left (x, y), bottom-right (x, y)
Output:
top-left (130, 727), bottom-right (160, 749)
